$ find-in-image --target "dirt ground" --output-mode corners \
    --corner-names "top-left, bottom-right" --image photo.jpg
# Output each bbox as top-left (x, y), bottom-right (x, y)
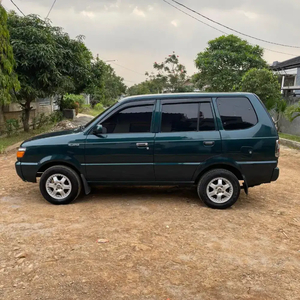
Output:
top-left (0, 146), bottom-right (300, 300)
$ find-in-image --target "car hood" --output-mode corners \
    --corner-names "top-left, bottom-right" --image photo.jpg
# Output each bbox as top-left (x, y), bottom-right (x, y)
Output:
top-left (24, 129), bottom-right (77, 142)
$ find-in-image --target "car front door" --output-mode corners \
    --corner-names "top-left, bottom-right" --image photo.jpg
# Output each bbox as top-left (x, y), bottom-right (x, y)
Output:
top-left (154, 99), bottom-right (222, 182)
top-left (84, 101), bottom-right (156, 182)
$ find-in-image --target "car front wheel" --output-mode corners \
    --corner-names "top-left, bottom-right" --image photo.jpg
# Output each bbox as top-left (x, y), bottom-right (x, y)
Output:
top-left (39, 165), bottom-right (81, 205)
top-left (197, 169), bottom-right (240, 209)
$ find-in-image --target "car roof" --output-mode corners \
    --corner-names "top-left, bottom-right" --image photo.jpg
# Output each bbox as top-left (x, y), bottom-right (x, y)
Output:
top-left (120, 92), bottom-right (254, 103)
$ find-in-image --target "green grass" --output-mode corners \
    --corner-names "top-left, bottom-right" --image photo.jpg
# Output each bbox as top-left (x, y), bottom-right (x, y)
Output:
top-left (84, 108), bottom-right (102, 117)
top-left (279, 133), bottom-right (300, 143)
top-left (0, 124), bottom-right (54, 153)
top-left (79, 107), bottom-right (103, 117)
top-left (79, 104), bottom-right (105, 117)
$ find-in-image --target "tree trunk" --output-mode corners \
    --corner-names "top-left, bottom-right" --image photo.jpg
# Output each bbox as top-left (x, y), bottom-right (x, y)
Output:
top-left (22, 99), bottom-right (32, 132)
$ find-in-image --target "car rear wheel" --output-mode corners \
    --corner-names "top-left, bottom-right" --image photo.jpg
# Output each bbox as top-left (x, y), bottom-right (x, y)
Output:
top-left (197, 169), bottom-right (240, 209)
top-left (39, 165), bottom-right (81, 205)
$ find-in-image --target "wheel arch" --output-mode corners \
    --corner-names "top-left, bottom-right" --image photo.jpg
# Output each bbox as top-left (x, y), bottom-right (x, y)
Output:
top-left (37, 161), bottom-right (91, 195)
top-left (194, 163), bottom-right (244, 184)
top-left (37, 161), bottom-right (81, 177)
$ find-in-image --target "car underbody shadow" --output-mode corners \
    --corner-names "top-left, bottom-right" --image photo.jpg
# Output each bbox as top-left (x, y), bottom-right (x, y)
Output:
top-left (75, 185), bottom-right (203, 206)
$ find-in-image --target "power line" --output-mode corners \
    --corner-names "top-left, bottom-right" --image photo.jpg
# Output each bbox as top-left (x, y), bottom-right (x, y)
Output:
top-left (168, 0), bottom-right (300, 49)
top-left (45, 0), bottom-right (57, 19)
top-left (10, 0), bottom-right (25, 16)
top-left (111, 62), bottom-right (145, 76)
top-left (162, 0), bottom-right (298, 57)
top-left (100, 56), bottom-right (145, 78)
top-left (163, 0), bottom-right (227, 35)
top-left (253, 45), bottom-right (298, 57)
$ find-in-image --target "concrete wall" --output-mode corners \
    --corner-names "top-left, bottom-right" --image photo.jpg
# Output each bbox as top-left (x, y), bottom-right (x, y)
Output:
top-left (82, 94), bottom-right (90, 105)
top-left (0, 108), bottom-right (36, 133)
top-left (279, 115), bottom-right (300, 136)
top-left (0, 99), bottom-right (53, 133)
top-left (36, 99), bottom-right (53, 115)
top-left (271, 104), bottom-right (300, 136)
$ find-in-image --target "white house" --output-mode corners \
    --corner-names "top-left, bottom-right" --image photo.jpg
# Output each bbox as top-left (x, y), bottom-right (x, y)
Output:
top-left (271, 56), bottom-right (300, 99)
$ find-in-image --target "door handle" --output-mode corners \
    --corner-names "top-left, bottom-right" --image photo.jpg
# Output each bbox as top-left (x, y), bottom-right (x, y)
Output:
top-left (203, 141), bottom-right (215, 146)
top-left (136, 142), bottom-right (149, 150)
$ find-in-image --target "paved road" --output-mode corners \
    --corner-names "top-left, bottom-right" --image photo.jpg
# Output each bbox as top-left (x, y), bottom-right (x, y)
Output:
top-left (72, 113), bottom-right (94, 126)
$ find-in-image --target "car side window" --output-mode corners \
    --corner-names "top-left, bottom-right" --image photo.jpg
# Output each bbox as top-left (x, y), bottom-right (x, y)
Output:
top-left (101, 105), bottom-right (153, 134)
top-left (161, 102), bottom-right (215, 132)
top-left (161, 103), bottom-right (198, 132)
top-left (217, 97), bottom-right (258, 130)
top-left (199, 102), bottom-right (215, 131)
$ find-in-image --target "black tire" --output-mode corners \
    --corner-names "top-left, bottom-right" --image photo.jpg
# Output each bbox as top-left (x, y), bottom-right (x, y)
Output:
top-left (39, 165), bottom-right (81, 205)
top-left (197, 169), bottom-right (240, 209)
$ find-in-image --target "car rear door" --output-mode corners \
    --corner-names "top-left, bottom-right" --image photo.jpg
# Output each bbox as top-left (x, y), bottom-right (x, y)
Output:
top-left (154, 98), bottom-right (222, 182)
top-left (214, 96), bottom-right (278, 186)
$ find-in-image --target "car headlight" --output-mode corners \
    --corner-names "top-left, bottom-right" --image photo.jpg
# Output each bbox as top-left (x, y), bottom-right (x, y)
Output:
top-left (17, 147), bottom-right (26, 158)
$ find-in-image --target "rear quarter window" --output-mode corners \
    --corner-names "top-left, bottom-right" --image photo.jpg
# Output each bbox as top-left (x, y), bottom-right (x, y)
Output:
top-left (217, 97), bottom-right (258, 130)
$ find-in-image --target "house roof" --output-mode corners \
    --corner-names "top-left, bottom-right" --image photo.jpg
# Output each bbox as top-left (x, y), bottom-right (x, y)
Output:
top-left (271, 56), bottom-right (300, 71)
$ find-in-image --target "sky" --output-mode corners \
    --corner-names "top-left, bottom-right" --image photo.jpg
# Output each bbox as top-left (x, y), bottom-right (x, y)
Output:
top-left (2, 0), bottom-right (300, 86)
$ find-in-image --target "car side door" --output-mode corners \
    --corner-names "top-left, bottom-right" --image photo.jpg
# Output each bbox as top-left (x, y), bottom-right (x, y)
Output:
top-left (154, 99), bottom-right (222, 182)
top-left (84, 100), bottom-right (156, 182)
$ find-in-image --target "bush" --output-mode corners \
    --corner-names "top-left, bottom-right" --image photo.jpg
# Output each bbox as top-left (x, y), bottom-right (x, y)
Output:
top-left (239, 68), bottom-right (281, 110)
top-left (36, 113), bottom-right (49, 129)
top-left (102, 98), bottom-right (117, 108)
top-left (60, 97), bottom-right (77, 110)
top-left (79, 104), bottom-right (91, 113)
top-left (31, 116), bottom-right (38, 130)
top-left (94, 103), bottom-right (104, 111)
top-left (90, 96), bottom-right (116, 109)
top-left (286, 102), bottom-right (300, 122)
top-left (5, 118), bottom-right (20, 136)
top-left (49, 111), bottom-right (63, 123)
top-left (61, 94), bottom-right (85, 110)
top-left (90, 98), bottom-right (98, 108)
top-left (32, 112), bottom-right (62, 130)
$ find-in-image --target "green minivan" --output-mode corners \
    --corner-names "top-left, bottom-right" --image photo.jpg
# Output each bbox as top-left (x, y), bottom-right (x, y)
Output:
top-left (15, 93), bottom-right (279, 209)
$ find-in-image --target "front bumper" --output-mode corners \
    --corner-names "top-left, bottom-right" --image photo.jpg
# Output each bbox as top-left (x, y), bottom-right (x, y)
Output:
top-left (15, 162), bottom-right (37, 182)
top-left (271, 167), bottom-right (280, 182)
top-left (15, 162), bottom-right (25, 181)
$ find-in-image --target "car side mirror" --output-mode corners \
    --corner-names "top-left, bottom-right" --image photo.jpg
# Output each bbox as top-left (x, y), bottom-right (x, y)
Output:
top-left (93, 124), bottom-right (107, 136)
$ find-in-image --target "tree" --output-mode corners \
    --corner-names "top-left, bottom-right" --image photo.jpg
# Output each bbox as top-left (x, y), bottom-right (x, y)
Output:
top-left (0, 4), bottom-right (19, 105)
top-left (85, 58), bottom-right (126, 107)
top-left (85, 56), bottom-right (106, 106)
top-left (194, 35), bottom-right (267, 92)
top-left (7, 13), bottom-right (92, 131)
top-left (239, 68), bottom-right (282, 110)
top-left (146, 51), bottom-right (191, 93)
top-left (102, 64), bottom-right (126, 106)
top-left (54, 33), bottom-right (93, 96)
top-left (126, 80), bottom-right (162, 96)
top-left (127, 81), bottom-right (151, 96)
top-left (54, 33), bottom-right (93, 111)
